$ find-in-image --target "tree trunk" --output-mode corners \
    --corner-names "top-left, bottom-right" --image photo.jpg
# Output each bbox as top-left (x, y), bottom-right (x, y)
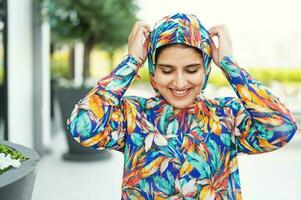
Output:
top-left (68, 44), bottom-right (75, 80)
top-left (83, 39), bottom-right (95, 83)
top-left (108, 50), bottom-right (114, 71)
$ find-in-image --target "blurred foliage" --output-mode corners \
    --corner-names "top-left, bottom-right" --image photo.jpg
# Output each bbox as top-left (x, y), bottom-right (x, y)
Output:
top-left (51, 49), bottom-right (69, 79)
top-left (0, 0), bottom-right (6, 31)
top-left (137, 64), bottom-right (301, 86)
top-left (208, 69), bottom-right (228, 87)
top-left (0, 66), bottom-right (3, 85)
top-left (210, 67), bottom-right (301, 86)
top-left (51, 49), bottom-right (301, 86)
top-left (248, 68), bottom-right (301, 84)
top-left (41, 0), bottom-right (138, 44)
top-left (135, 64), bottom-right (150, 84)
top-left (39, 0), bottom-right (138, 81)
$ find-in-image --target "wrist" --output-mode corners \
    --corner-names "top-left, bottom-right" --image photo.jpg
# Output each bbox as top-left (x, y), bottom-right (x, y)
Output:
top-left (124, 54), bottom-right (143, 81)
top-left (220, 55), bottom-right (235, 66)
top-left (128, 54), bottom-right (144, 67)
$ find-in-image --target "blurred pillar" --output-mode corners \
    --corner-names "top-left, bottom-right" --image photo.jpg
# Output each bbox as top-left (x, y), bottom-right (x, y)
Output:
top-left (74, 42), bottom-right (84, 87)
top-left (32, 1), bottom-right (51, 154)
top-left (7, 0), bottom-right (34, 148)
top-left (7, 0), bottom-right (51, 154)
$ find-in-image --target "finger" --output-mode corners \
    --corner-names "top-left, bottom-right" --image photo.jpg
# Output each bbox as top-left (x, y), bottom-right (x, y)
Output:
top-left (131, 21), bottom-right (144, 35)
top-left (208, 28), bottom-right (228, 41)
top-left (208, 25), bottom-right (227, 32)
top-left (208, 30), bottom-right (220, 38)
top-left (143, 35), bottom-right (150, 49)
top-left (208, 27), bottom-right (222, 35)
top-left (142, 23), bottom-right (152, 32)
top-left (143, 31), bottom-right (150, 38)
top-left (137, 28), bottom-right (151, 45)
top-left (208, 27), bottom-right (219, 35)
top-left (208, 24), bottom-right (227, 31)
top-left (138, 27), bottom-right (151, 40)
top-left (129, 27), bottom-right (149, 42)
top-left (141, 26), bottom-right (150, 33)
top-left (209, 37), bottom-right (218, 51)
top-left (134, 26), bottom-right (152, 38)
top-left (135, 21), bottom-right (153, 32)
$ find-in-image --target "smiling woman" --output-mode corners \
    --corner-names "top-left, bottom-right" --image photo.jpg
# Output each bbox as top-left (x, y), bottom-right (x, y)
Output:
top-left (66, 12), bottom-right (298, 200)
top-left (152, 44), bottom-right (205, 109)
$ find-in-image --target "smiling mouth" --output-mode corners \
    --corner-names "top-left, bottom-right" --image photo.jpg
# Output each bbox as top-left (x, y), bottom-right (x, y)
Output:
top-left (169, 88), bottom-right (191, 97)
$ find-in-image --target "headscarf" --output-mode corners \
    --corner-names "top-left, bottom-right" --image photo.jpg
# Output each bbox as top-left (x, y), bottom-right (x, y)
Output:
top-left (147, 12), bottom-right (212, 95)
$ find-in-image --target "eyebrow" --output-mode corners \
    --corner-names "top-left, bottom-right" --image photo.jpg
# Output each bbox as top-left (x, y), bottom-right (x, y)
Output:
top-left (157, 63), bottom-right (203, 68)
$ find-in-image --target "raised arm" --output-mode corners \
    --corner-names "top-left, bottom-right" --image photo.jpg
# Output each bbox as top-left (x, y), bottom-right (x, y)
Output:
top-left (220, 55), bottom-right (298, 155)
top-left (66, 55), bottom-right (141, 152)
top-left (66, 21), bottom-right (152, 152)
top-left (208, 24), bottom-right (297, 155)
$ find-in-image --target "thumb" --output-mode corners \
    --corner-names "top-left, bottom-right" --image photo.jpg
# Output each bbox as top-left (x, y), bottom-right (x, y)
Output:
top-left (209, 37), bottom-right (220, 66)
top-left (143, 34), bottom-right (151, 58)
top-left (209, 37), bottom-right (218, 52)
top-left (143, 35), bottom-right (150, 49)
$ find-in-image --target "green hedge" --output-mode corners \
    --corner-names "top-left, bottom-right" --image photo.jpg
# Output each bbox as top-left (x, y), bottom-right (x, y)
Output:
top-left (135, 65), bottom-right (301, 87)
top-left (248, 68), bottom-right (301, 84)
top-left (51, 51), bottom-right (69, 79)
top-left (0, 67), bottom-right (3, 85)
top-left (50, 50), bottom-right (301, 87)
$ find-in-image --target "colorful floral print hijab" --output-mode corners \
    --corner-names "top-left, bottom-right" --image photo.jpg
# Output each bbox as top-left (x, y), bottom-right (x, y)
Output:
top-left (147, 12), bottom-right (213, 95)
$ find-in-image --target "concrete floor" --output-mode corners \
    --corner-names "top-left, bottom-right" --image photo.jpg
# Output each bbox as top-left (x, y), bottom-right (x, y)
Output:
top-left (32, 130), bottom-right (124, 200)
top-left (31, 128), bottom-right (301, 200)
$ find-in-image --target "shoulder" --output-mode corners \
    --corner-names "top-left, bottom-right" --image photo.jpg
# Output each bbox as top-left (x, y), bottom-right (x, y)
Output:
top-left (122, 95), bottom-right (148, 111)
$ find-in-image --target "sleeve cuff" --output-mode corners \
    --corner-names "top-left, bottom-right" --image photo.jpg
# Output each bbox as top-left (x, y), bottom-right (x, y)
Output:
top-left (220, 55), bottom-right (237, 67)
top-left (124, 54), bottom-right (144, 69)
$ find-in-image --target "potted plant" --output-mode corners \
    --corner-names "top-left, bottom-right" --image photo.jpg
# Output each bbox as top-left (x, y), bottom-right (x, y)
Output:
top-left (0, 140), bottom-right (40, 200)
top-left (55, 79), bottom-right (110, 161)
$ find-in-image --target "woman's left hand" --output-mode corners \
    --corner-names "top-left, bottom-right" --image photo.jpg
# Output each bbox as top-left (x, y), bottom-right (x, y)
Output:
top-left (208, 25), bottom-right (233, 67)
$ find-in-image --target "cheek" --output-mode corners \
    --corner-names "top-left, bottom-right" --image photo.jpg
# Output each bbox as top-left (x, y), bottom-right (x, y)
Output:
top-left (188, 71), bottom-right (205, 86)
top-left (153, 73), bottom-right (173, 88)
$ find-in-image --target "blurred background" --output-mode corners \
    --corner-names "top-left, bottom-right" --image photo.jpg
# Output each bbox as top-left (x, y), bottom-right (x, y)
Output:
top-left (0, 0), bottom-right (300, 199)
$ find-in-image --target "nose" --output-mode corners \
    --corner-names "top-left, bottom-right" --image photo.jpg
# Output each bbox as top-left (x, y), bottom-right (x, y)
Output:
top-left (173, 72), bottom-right (188, 89)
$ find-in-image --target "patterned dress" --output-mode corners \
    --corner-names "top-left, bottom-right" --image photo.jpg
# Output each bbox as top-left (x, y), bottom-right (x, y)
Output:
top-left (67, 13), bottom-right (298, 200)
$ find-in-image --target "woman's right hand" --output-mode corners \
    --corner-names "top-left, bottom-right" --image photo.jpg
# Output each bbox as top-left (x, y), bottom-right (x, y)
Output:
top-left (128, 21), bottom-right (152, 65)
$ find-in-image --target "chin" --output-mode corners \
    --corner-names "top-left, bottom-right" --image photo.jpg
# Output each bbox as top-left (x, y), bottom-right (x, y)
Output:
top-left (169, 100), bottom-right (194, 109)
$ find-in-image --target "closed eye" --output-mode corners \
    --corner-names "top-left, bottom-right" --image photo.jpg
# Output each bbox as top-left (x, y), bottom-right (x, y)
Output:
top-left (187, 69), bottom-right (198, 74)
top-left (161, 68), bottom-right (199, 74)
top-left (162, 70), bottom-right (173, 74)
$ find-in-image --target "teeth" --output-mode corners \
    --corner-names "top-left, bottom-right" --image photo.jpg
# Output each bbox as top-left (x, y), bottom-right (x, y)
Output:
top-left (171, 89), bottom-right (189, 96)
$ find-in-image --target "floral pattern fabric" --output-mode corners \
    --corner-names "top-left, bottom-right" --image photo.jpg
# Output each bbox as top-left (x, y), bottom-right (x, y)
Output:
top-left (67, 54), bottom-right (297, 199)
top-left (67, 12), bottom-right (297, 200)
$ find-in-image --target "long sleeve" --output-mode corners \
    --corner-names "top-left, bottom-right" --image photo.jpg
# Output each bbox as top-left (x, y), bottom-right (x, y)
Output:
top-left (220, 55), bottom-right (298, 155)
top-left (66, 55), bottom-right (141, 152)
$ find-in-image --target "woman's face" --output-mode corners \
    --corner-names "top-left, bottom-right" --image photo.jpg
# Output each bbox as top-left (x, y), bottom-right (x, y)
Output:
top-left (152, 45), bottom-right (205, 109)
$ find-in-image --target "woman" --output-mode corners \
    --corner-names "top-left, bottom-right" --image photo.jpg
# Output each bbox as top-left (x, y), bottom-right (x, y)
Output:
top-left (67, 12), bottom-right (297, 199)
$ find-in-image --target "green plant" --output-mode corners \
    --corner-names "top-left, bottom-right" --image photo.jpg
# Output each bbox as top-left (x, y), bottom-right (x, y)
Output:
top-left (0, 144), bottom-right (28, 175)
top-left (51, 49), bottom-right (69, 79)
top-left (136, 64), bottom-right (150, 84)
top-left (0, 66), bottom-right (3, 85)
top-left (41, 0), bottom-right (138, 82)
top-left (207, 67), bottom-right (301, 87)
top-left (248, 67), bottom-right (301, 85)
